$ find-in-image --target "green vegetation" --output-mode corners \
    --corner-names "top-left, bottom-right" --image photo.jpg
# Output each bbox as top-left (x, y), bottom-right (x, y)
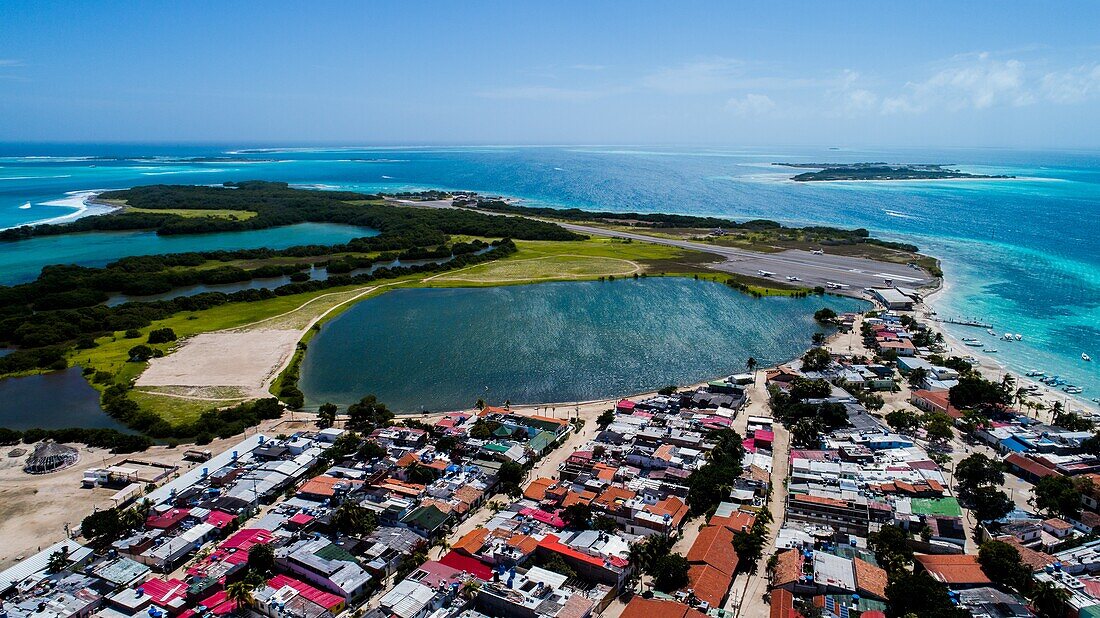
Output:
top-left (125, 206), bottom-right (258, 220)
top-left (778, 162), bottom-right (1013, 182)
top-left (686, 428), bottom-right (746, 515)
top-left (769, 378), bottom-right (848, 448)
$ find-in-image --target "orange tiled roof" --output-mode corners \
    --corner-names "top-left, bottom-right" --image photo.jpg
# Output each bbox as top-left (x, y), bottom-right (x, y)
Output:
top-left (853, 558), bottom-right (888, 600)
top-left (998, 536), bottom-right (1056, 571)
top-left (710, 511), bottom-right (756, 533)
top-left (454, 485), bottom-right (484, 505)
top-left (649, 496), bottom-right (689, 528)
top-left (914, 554), bottom-right (992, 585)
top-left (791, 493), bottom-right (849, 508)
top-left (687, 564), bottom-right (732, 607)
top-left (506, 534), bottom-right (539, 555)
top-left (771, 549), bottom-right (803, 587)
top-left (524, 477), bottom-right (555, 501)
top-left (593, 463), bottom-right (617, 481)
top-left (686, 525), bottom-right (739, 576)
top-left (769, 589), bottom-right (799, 618)
top-left (594, 486), bottom-right (637, 511)
top-left (621, 598), bottom-right (708, 618)
top-left (561, 490), bottom-right (596, 508)
top-left (298, 475), bottom-right (363, 498)
top-left (395, 452), bottom-right (418, 468)
top-left (453, 528), bottom-right (490, 556)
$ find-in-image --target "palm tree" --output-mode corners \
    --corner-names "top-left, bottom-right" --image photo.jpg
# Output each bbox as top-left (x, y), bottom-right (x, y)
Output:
top-left (746, 357), bottom-right (758, 381)
top-left (46, 546), bottom-right (70, 574)
top-left (1030, 579), bottom-right (1070, 618)
top-left (1015, 388), bottom-right (1029, 414)
top-left (1051, 401), bottom-right (1065, 426)
top-left (226, 577), bottom-right (260, 613)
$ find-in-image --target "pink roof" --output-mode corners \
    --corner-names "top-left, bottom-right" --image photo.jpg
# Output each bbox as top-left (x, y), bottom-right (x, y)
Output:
top-left (519, 507), bottom-right (565, 528)
top-left (137, 578), bottom-right (188, 605)
top-left (538, 534), bottom-right (608, 568)
top-left (268, 574), bottom-right (344, 610)
top-left (205, 510), bottom-right (236, 529)
top-left (742, 438), bottom-right (757, 453)
top-left (617, 399), bottom-right (636, 409)
top-left (754, 430), bottom-right (775, 442)
top-left (197, 590), bottom-right (235, 615)
top-left (221, 528), bottom-right (275, 552)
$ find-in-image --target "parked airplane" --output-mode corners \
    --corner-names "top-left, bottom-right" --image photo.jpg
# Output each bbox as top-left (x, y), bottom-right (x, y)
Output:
top-left (810, 249), bottom-right (824, 255)
top-left (786, 276), bottom-right (801, 282)
top-left (757, 270), bottom-right (775, 277)
top-left (826, 281), bottom-right (850, 289)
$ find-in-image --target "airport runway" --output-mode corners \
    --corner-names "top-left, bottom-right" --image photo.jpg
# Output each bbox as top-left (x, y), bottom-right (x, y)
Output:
top-left (395, 199), bottom-right (936, 294)
top-left (555, 222), bottom-right (935, 292)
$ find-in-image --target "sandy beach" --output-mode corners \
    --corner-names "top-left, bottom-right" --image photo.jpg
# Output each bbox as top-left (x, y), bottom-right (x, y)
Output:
top-left (920, 283), bottom-right (1097, 417)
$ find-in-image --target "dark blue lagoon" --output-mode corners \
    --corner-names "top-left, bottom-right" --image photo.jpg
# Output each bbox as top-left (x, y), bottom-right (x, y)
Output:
top-left (0, 368), bottom-right (127, 431)
top-left (298, 277), bottom-right (867, 412)
top-left (0, 223), bottom-right (376, 285)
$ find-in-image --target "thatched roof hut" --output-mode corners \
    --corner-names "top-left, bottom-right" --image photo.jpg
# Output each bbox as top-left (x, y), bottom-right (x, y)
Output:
top-left (24, 440), bottom-right (79, 474)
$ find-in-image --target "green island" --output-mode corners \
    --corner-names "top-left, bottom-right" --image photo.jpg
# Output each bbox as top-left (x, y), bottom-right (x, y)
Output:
top-left (772, 161), bottom-right (1015, 182)
top-left (0, 182), bottom-right (934, 450)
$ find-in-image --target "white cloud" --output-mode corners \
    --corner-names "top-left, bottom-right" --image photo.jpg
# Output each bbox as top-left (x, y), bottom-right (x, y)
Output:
top-left (725, 93), bottom-right (775, 115)
top-left (1040, 64), bottom-right (1100, 104)
top-left (882, 53), bottom-right (1034, 114)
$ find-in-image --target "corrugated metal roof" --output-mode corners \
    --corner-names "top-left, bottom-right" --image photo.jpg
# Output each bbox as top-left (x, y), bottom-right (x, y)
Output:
top-left (0, 539), bottom-right (91, 594)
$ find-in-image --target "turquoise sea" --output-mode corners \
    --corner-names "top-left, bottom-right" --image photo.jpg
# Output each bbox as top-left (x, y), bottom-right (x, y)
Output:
top-left (0, 144), bottom-right (1096, 403)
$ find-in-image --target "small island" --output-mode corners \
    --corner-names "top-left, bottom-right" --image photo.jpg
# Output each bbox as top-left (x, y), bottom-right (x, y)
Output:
top-left (773, 162), bottom-right (1015, 182)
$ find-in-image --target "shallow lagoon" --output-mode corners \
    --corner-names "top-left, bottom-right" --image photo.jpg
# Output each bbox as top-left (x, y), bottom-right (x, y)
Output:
top-left (0, 368), bottom-right (128, 431)
top-left (299, 277), bottom-right (867, 412)
top-left (0, 222), bottom-right (376, 285)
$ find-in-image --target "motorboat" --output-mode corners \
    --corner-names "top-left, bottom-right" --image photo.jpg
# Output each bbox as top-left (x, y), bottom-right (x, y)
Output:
top-left (964, 340), bottom-right (983, 347)
top-left (987, 329), bottom-right (996, 336)
top-left (1026, 370), bottom-right (1045, 377)
top-left (1015, 334), bottom-right (1023, 341)
top-left (983, 348), bottom-right (998, 353)
top-left (1003, 333), bottom-right (1015, 341)
top-left (963, 337), bottom-right (979, 342)
top-left (1064, 386), bottom-right (1084, 394)
top-left (1085, 353), bottom-right (1092, 362)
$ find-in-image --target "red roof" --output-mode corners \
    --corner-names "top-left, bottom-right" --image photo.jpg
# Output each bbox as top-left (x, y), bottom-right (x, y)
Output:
top-left (146, 508), bottom-right (191, 530)
top-left (617, 399), bottom-right (636, 410)
top-left (754, 429), bottom-right (775, 443)
top-left (288, 512), bottom-right (315, 526)
top-left (196, 590), bottom-right (235, 615)
top-left (1005, 453), bottom-right (1062, 479)
top-left (438, 550), bottom-right (494, 581)
top-left (687, 564), bottom-right (732, 607)
top-left (204, 510), bottom-right (236, 529)
top-left (267, 574), bottom-right (344, 610)
top-left (137, 578), bottom-right (188, 606)
top-left (538, 534), bottom-right (607, 569)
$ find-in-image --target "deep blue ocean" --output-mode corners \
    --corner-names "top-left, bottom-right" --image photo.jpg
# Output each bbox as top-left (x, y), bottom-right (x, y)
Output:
top-left (0, 144), bottom-right (1096, 403)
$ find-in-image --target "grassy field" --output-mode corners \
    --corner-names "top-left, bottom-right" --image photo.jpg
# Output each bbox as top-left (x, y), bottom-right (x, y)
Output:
top-left (124, 206), bottom-right (258, 220)
top-left (426, 237), bottom-right (721, 287)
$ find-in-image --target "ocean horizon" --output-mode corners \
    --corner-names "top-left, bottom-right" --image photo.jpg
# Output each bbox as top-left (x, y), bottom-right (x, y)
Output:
top-left (0, 143), bottom-right (1096, 407)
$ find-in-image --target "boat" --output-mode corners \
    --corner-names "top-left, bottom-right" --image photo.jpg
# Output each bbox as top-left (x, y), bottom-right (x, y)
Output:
top-left (988, 329), bottom-right (996, 336)
top-left (963, 337), bottom-right (980, 342)
top-left (1064, 386), bottom-right (1084, 394)
top-left (1003, 333), bottom-right (1014, 341)
top-left (1025, 370), bottom-right (1045, 377)
top-left (1085, 353), bottom-right (1092, 362)
top-left (1015, 334), bottom-right (1023, 341)
top-left (964, 340), bottom-right (983, 347)
top-left (983, 348), bottom-right (998, 353)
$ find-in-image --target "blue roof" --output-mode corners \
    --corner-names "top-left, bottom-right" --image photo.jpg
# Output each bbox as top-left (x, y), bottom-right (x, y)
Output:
top-left (1000, 437), bottom-right (1029, 453)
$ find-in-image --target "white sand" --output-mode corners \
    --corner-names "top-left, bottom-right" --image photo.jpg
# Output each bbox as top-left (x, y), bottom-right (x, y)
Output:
top-left (136, 329), bottom-right (303, 397)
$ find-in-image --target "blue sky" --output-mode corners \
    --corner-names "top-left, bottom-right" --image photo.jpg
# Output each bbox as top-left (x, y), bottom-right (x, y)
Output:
top-left (2, 1), bottom-right (1100, 147)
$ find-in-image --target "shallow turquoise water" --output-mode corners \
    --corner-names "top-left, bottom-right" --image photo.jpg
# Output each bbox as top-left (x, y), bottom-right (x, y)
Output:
top-left (0, 144), bottom-right (1096, 402)
top-left (298, 277), bottom-right (867, 412)
top-left (0, 223), bottom-right (375, 285)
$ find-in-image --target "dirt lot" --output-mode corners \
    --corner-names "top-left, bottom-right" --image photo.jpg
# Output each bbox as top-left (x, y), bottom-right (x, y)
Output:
top-left (0, 419), bottom-right (293, 569)
top-left (136, 329), bottom-right (303, 397)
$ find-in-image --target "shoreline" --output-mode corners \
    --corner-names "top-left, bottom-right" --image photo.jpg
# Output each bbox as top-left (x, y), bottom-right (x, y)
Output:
top-left (920, 284), bottom-right (1097, 416)
top-left (4, 190), bottom-right (121, 231)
